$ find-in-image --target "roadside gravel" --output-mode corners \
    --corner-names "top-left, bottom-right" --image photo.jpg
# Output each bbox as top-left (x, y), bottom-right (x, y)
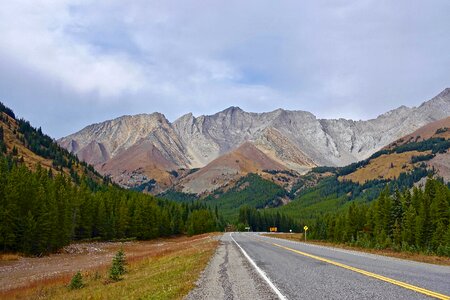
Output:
top-left (186, 233), bottom-right (278, 300)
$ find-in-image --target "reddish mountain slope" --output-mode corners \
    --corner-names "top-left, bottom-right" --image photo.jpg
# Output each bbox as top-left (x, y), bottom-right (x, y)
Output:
top-left (178, 142), bottom-right (288, 194)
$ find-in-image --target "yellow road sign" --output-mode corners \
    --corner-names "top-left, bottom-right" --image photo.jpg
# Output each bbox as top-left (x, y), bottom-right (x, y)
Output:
top-left (304, 226), bottom-right (308, 231)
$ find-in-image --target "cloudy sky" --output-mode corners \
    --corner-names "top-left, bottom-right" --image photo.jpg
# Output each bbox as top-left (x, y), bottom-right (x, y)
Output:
top-left (1, 1), bottom-right (449, 138)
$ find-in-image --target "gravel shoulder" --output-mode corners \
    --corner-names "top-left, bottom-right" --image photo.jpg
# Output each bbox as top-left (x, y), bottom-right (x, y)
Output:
top-left (186, 233), bottom-right (278, 300)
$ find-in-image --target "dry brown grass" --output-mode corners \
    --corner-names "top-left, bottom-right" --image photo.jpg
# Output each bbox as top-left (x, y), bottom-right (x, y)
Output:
top-left (2, 113), bottom-right (55, 171)
top-left (0, 253), bottom-right (21, 262)
top-left (265, 234), bottom-right (450, 266)
top-left (339, 150), bottom-right (429, 184)
top-left (261, 233), bottom-right (303, 241)
top-left (0, 233), bottom-right (221, 300)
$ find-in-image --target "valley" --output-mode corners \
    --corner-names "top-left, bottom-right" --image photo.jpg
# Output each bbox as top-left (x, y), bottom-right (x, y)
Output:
top-left (2, 2), bottom-right (450, 299)
top-left (1, 95), bottom-right (449, 300)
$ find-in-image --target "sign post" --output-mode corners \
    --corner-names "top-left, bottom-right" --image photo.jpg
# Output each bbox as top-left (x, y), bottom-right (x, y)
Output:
top-left (303, 226), bottom-right (308, 242)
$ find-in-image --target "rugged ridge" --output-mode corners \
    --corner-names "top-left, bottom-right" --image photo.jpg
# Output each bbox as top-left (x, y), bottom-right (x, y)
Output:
top-left (59, 88), bottom-right (450, 191)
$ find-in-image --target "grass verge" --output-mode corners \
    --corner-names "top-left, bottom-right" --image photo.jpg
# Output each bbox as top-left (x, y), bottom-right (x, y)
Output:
top-left (2, 233), bottom-right (220, 300)
top-left (263, 234), bottom-right (450, 266)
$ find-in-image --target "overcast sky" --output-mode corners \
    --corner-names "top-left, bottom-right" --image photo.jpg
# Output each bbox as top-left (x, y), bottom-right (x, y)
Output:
top-left (1, 1), bottom-right (449, 138)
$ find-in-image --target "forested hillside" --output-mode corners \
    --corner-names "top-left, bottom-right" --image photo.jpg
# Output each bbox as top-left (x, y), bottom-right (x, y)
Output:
top-left (202, 173), bottom-right (288, 221)
top-left (0, 102), bottom-right (220, 256)
top-left (310, 178), bottom-right (450, 256)
top-left (237, 205), bottom-right (299, 232)
top-left (278, 134), bottom-right (450, 223)
top-left (0, 102), bottom-right (104, 188)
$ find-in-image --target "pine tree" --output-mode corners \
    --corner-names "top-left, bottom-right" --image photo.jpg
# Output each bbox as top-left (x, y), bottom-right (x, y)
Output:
top-left (392, 220), bottom-right (402, 247)
top-left (21, 211), bottom-right (37, 254)
top-left (69, 271), bottom-right (84, 290)
top-left (402, 205), bottom-right (416, 247)
top-left (116, 199), bottom-right (130, 239)
top-left (109, 249), bottom-right (126, 281)
top-left (430, 182), bottom-right (449, 248)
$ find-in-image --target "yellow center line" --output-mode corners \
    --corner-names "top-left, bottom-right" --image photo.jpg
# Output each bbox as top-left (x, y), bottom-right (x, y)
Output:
top-left (250, 235), bottom-right (450, 300)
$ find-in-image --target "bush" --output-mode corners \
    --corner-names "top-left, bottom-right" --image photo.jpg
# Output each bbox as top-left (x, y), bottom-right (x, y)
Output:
top-left (69, 271), bottom-right (84, 290)
top-left (109, 249), bottom-right (126, 281)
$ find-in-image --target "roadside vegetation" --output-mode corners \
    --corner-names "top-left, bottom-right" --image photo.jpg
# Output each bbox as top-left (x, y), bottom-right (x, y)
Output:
top-left (1, 234), bottom-right (219, 299)
top-left (237, 137), bottom-right (450, 259)
top-left (0, 156), bottom-right (221, 256)
top-left (309, 178), bottom-right (450, 257)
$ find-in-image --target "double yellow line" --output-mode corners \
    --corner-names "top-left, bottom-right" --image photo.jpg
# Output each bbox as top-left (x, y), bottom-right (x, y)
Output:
top-left (253, 234), bottom-right (450, 300)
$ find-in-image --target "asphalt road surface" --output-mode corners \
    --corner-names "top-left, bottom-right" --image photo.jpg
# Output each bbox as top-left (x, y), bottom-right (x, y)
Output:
top-left (186, 232), bottom-right (450, 300)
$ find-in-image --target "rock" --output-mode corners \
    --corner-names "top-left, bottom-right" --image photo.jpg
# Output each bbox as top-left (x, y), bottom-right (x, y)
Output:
top-left (58, 88), bottom-right (450, 190)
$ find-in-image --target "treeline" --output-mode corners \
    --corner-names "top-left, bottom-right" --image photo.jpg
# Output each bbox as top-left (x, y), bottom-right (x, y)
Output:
top-left (203, 173), bottom-right (287, 221)
top-left (0, 126), bottom-right (6, 153)
top-left (0, 102), bottom-right (15, 119)
top-left (159, 188), bottom-right (199, 203)
top-left (16, 118), bottom-right (103, 179)
top-left (0, 156), bottom-right (221, 255)
top-left (394, 137), bottom-right (450, 155)
top-left (238, 205), bottom-right (299, 232)
top-left (311, 178), bottom-right (450, 256)
top-left (294, 165), bottom-right (431, 209)
top-left (312, 137), bottom-right (449, 177)
top-left (0, 102), bottom-right (103, 184)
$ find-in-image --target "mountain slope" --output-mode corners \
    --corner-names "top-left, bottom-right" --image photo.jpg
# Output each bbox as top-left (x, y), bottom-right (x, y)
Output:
top-left (340, 116), bottom-right (450, 183)
top-left (0, 102), bottom-right (104, 183)
top-left (386, 116), bottom-right (450, 148)
top-left (0, 102), bottom-right (220, 257)
top-left (177, 142), bottom-right (287, 194)
top-left (163, 118), bottom-right (450, 222)
top-left (59, 88), bottom-right (450, 191)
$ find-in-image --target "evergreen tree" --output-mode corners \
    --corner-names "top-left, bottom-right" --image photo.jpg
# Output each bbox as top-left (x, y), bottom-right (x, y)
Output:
top-left (402, 205), bottom-right (416, 247)
top-left (109, 249), bottom-right (126, 281)
top-left (69, 271), bottom-right (84, 290)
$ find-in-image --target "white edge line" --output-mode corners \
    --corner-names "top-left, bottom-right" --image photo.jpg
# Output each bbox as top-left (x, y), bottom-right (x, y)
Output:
top-left (230, 232), bottom-right (288, 300)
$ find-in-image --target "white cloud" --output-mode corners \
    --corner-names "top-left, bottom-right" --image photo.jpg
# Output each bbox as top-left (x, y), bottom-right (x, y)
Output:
top-left (0, 0), bottom-right (449, 137)
top-left (0, 1), bottom-right (145, 98)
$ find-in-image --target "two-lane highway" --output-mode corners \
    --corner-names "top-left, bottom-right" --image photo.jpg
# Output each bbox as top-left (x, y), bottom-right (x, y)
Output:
top-left (232, 232), bottom-right (450, 299)
top-left (188, 232), bottom-right (450, 299)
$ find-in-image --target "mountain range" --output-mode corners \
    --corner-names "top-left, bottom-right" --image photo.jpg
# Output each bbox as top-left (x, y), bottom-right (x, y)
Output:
top-left (58, 88), bottom-right (450, 194)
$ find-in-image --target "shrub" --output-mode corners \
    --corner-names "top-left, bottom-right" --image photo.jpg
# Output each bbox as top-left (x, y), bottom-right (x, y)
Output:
top-left (69, 271), bottom-right (84, 290)
top-left (109, 249), bottom-right (126, 281)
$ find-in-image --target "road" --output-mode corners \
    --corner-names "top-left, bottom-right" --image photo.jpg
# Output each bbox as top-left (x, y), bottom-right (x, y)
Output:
top-left (186, 232), bottom-right (450, 300)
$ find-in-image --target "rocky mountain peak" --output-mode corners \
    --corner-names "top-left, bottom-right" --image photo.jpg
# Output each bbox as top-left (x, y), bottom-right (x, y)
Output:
top-left (419, 88), bottom-right (450, 108)
top-left (59, 89), bottom-right (450, 192)
top-left (220, 106), bottom-right (244, 114)
top-left (436, 87), bottom-right (450, 98)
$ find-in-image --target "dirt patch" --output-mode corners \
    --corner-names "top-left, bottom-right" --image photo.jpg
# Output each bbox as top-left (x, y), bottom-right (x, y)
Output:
top-left (0, 234), bottom-right (215, 294)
